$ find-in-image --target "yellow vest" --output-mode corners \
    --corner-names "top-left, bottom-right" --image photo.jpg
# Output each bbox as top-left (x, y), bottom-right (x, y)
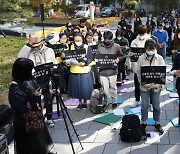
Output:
top-left (78, 26), bottom-right (88, 33)
top-left (70, 44), bottom-right (96, 74)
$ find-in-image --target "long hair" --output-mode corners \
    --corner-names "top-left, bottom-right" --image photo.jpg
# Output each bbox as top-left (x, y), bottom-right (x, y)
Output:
top-left (174, 28), bottom-right (180, 46)
top-left (12, 58), bottom-right (34, 82)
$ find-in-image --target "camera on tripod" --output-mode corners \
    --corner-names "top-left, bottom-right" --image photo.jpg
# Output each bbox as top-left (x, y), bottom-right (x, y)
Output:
top-left (33, 62), bottom-right (68, 88)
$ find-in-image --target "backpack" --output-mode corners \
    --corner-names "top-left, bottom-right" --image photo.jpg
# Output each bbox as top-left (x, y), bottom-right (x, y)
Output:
top-left (119, 114), bottom-right (146, 142)
top-left (90, 88), bottom-right (108, 114)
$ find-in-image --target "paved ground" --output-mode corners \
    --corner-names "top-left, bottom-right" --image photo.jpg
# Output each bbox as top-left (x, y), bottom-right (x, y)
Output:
top-left (8, 57), bottom-right (180, 154)
top-left (8, 17), bottom-right (180, 154)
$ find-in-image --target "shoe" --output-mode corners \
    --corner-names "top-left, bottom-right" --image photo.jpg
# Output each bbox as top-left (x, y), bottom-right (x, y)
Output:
top-left (82, 103), bottom-right (87, 109)
top-left (130, 101), bottom-right (140, 108)
top-left (112, 103), bottom-right (117, 109)
top-left (47, 120), bottom-right (55, 127)
top-left (154, 124), bottom-right (164, 135)
top-left (77, 104), bottom-right (83, 111)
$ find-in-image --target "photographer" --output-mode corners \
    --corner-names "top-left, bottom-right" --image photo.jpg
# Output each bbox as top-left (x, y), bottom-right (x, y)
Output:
top-left (8, 58), bottom-right (55, 154)
top-left (18, 35), bottom-right (56, 127)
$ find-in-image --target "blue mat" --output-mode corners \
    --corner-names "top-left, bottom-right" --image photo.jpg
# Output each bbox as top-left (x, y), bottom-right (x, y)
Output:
top-left (126, 107), bottom-right (141, 114)
top-left (140, 118), bottom-right (155, 126)
top-left (171, 117), bottom-right (180, 127)
top-left (108, 97), bottom-right (122, 104)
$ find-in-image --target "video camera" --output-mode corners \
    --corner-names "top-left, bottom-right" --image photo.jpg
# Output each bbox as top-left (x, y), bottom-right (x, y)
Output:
top-left (33, 62), bottom-right (68, 88)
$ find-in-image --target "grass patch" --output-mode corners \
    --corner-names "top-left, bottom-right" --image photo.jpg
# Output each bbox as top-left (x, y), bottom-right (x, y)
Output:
top-left (0, 37), bottom-right (27, 91)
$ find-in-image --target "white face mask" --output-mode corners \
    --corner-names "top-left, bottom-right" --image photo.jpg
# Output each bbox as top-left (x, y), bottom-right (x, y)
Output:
top-left (165, 24), bottom-right (169, 28)
top-left (117, 37), bottom-right (122, 40)
top-left (178, 24), bottom-right (180, 27)
top-left (88, 43), bottom-right (93, 46)
top-left (149, 18), bottom-right (151, 20)
top-left (75, 42), bottom-right (82, 47)
top-left (178, 35), bottom-right (180, 39)
top-left (158, 29), bottom-right (163, 32)
top-left (138, 35), bottom-right (145, 40)
top-left (146, 49), bottom-right (156, 56)
top-left (93, 36), bottom-right (98, 40)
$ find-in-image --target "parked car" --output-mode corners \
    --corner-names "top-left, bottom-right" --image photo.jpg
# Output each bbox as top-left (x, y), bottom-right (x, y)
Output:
top-left (74, 4), bottom-right (97, 18)
top-left (100, 7), bottom-right (118, 17)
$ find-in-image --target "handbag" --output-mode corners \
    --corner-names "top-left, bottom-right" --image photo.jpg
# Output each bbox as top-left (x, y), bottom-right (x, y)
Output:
top-left (24, 102), bottom-right (45, 133)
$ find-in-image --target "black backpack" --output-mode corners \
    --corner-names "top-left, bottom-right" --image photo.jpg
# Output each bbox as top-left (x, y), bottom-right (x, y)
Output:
top-left (119, 114), bottom-right (146, 142)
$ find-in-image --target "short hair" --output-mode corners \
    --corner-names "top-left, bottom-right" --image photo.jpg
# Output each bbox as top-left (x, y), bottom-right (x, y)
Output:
top-left (59, 33), bottom-right (67, 39)
top-left (115, 29), bottom-right (123, 37)
top-left (73, 26), bottom-right (80, 32)
top-left (145, 39), bottom-right (157, 48)
top-left (80, 18), bottom-right (87, 24)
top-left (138, 25), bottom-right (147, 35)
top-left (12, 58), bottom-right (34, 82)
top-left (73, 32), bottom-right (84, 40)
top-left (103, 31), bottom-right (113, 40)
top-left (126, 24), bottom-right (132, 29)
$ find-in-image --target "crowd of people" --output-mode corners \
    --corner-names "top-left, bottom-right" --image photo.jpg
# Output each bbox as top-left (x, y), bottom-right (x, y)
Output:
top-left (8, 14), bottom-right (180, 154)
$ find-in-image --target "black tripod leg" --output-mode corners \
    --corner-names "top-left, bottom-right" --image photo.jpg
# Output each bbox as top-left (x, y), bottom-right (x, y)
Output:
top-left (59, 96), bottom-right (84, 150)
top-left (56, 92), bottom-right (60, 117)
top-left (58, 93), bottom-right (76, 154)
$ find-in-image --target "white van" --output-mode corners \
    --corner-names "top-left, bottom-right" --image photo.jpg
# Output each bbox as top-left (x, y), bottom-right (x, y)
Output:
top-left (74, 5), bottom-right (90, 18)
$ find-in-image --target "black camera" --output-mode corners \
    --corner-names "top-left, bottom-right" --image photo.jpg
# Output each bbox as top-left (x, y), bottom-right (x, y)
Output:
top-left (33, 62), bottom-right (68, 88)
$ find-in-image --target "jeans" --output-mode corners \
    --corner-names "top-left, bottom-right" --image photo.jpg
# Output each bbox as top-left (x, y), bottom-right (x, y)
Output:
top-left (141, 90), bottom-right (161, 122)
top-left (100, 75), bottom-right (117, 103)
top-left (134, 73), bottom-right (140, 102)
top-left (158, 47), bottom-right (166, 59)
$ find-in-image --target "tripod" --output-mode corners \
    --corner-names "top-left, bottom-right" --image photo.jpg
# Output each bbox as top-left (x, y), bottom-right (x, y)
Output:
top-left (51, 75), bottom-right (83, 154)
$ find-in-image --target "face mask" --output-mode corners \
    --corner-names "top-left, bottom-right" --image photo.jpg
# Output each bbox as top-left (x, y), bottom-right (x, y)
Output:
top-left (158, 29), bottom-right (163, 32)
top-left (138, 35), bottom-right (145, 40)
top-left (88, 43), bottom-right (93, 46)
top-left (146, 49), bottom-right (156, 56)
top-left (178, 24), bottom-right (180, 27)
top-left (123, 26), bottom-right (126, 29)
top-left (178, 35), bottom-right (180, 39)
top-left (165, 25), bottom-right (169, 28)
top-left (68, 26), bottom-right (72, 30)
top-left (75, 42), bottom-right (82, 47)
top-left (117, 37), bottom-right (122, 40)
top-left (149, 18), bottom-right (151, 20)
top-left (93, 36), bottom-right (98, 40)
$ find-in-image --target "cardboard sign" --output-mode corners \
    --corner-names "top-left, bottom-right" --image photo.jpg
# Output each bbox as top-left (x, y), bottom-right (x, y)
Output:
top-left (141, 66), bottom-right (166, 85)
top-left (91, 44), bottom-right (98, 58)
top-left (130, 47), bottom-right (146, 62)
top-left (96, 54), bottom-right (117, 69)
top-left (65, 48), bottom-right (86, 62)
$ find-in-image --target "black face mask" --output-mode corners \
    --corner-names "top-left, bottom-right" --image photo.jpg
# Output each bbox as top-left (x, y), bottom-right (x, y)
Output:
top-left (104, 41), bottom-right (112, 46)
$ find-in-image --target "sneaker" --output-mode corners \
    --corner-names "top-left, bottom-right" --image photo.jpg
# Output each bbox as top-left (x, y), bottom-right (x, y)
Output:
top-left (77, 104), bottom-right (83, 111)
top-left (130, 101), bottom-right (140, 108)
top-left (82, 104), bottom-right (87, 109)
top-left (47, 120), bottom-right (55, 127)
top-left (112, 103), bottom-right (117, 109)
top-left (154, 124), bottom-right (164, 135)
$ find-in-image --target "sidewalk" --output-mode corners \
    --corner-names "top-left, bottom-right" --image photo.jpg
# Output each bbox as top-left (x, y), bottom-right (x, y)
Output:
top-left (8, 57), bottom-right (180, 154)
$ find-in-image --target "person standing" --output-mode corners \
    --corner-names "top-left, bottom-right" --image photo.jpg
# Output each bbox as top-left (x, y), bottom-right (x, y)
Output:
top-left (18, 35), bottom-right (56, 127)
top-left (153, 23), bottom-right (168, 59)
top-left (67, 33), bottom-right (94, 110)
top-left (134, 17), bottom-right (142, 35)
top-left (8, 58), bottom-right (55, 154)
top-left (96, 31), bottom-right (123, 109)
top-left (114, 29), bottom-right (129, 83)
top-left (128, 25), bottom-right (151, 107)
top-left (124, 24), bottom-right (136, 45)
top-left (136, 39), bottom-right (165, 135)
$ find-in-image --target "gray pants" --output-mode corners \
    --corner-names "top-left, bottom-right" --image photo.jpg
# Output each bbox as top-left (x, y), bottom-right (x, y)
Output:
top-left (100, 75), bottom-right (117, 104)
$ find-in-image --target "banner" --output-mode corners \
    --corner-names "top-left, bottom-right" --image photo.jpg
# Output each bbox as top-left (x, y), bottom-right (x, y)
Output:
top-left (96, 54), bottom-right (117, 69)
top-left (65, 48), bottom-right (86, 62)
top-left (130, 47), bottom-right (146, 62)
top-left (141, 66), bottom-right (166, 85)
